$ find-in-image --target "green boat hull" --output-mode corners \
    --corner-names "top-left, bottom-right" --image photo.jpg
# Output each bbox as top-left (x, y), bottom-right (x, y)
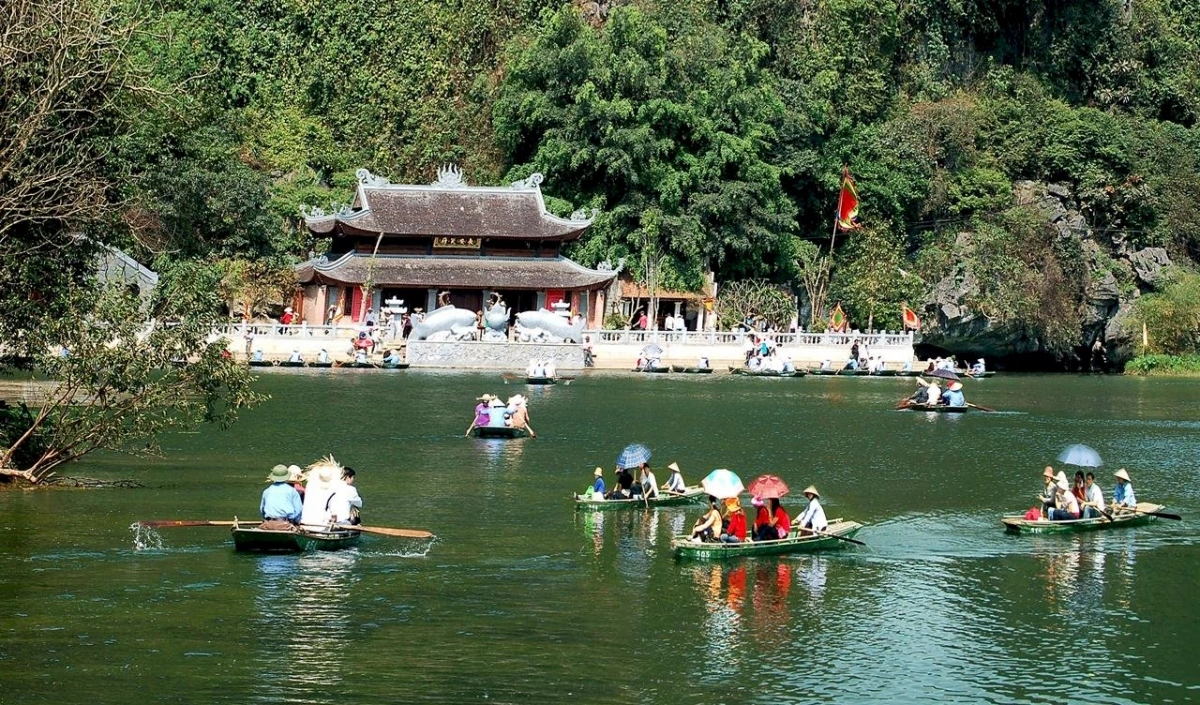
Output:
top-left (231, 527), bottom-right (361, 553)
top-left (526, 376), bottom-right (556, 385)
top-left (574, 486), bottom-right (707, 511)
top-left (904, 404), bottom-right (968, 413)
top-left (473, 426), bottom-right (528, 439)
top-left (1002, 503), bottom-right (1163, 534)
top-left (672, 521), bottom-right (863, 559)
top-left (729, 367), bottom-right (808, 378)
top-left (670, 366), bottom-right (714, 374)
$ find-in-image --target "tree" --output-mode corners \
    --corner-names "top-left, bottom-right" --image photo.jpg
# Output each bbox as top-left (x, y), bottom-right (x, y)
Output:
top-left (494, 6), bottom-right (796, 289)
top-left (833, 226), bottom-right (920, 331)
top-left (0, 262), bottom-right (263, 485)
top-left (713, 280), bottom-right (796, 331)
top-left (1124, 269), bottom-right (1200, 355)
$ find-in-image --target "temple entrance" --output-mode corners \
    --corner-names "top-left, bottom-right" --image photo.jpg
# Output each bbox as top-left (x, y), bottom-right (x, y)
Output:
top-left (379, 288), bottom-right (426, 316)
top-left (491, 290), bottom-right (538, 325)
top-left (447, 289), bottom-right (484, 313)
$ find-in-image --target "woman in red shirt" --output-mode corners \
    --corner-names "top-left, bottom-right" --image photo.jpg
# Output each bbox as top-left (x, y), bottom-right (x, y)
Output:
top-left (751, 496), bottom-right (774, 541)
top-left (721, 498), bottom-right (747, 543)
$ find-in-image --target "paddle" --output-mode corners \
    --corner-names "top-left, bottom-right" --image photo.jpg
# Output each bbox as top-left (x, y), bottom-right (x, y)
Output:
top-left (140, 519), bottom-right (435, 538)
top-left (330, 525), bottom-right (435, 539)
top-left (1123, 507), bottom-right (1183, 520)
top-left (966, 402), bottom-right (996, 412)
top-left (139, 520), bottom-right (235, 528)
top-left (806, 527), bottom-right (867, 546)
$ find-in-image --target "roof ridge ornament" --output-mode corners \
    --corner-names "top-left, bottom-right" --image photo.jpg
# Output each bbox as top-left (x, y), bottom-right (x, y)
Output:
top-left (570, 207), bottom-right (599, 222)
top-left (433, 164), bottom-right (467, 188)
top-left (510, 173), bottom-right (544, 190)
top-left (356, 168), bottom-right (390, 187)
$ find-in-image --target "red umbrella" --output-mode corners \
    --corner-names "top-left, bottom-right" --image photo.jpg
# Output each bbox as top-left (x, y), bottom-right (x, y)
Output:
top-left (747, 474), bottom-right (790, 499)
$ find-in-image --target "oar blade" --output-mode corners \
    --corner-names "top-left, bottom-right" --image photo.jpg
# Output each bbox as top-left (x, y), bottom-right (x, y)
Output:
top-left (353, 525), bottom-right (435, 539)
top-left (1150, 511), bottom-right (1182, 520)
top-left (139, 520), bottom-right (236, 528)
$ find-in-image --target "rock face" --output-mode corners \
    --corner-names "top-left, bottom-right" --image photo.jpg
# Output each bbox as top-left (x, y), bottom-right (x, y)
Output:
top-left (919, 181), bottom-right (1171, 369)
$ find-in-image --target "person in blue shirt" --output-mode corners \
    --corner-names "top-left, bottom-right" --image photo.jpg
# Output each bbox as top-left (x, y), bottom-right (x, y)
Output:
top-left (381, 350), bottom-right (401, 365)
top-left (260, 464), bottom-right (303, 528)
top-left (1112, 468), bottom-right (1137, 509)
top-left (589, 467), bottom-right (605, 497)
top-left (251, 349), bottom-right (265, 362)
top-left (941, 381), bottom-right (966, 407)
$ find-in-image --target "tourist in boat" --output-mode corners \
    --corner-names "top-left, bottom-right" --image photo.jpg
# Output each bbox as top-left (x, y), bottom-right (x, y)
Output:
top-left (1112, 469), bottom-right (1137, 509)
top-left (1038, 466), bottom-right (1057, 516)
top-left (662, 462), bottom-right (686, 494)
top-left (260, 464), bottom-right (303, 529)
top-left (465, 394), bottom-right (493, 435)
top-left (971, 358), bottom-right (986, 374)
top-left (844, 356), bottom-right (859, 371)
top-left (924, 379), bottom-right (942, 405)
top-left (544, 359), bottom-right (557, 378)
top-left (317, 349), bottom-right (329, 364)
top-left (820, 359), bottom-right (833, 371)
top-left (251, 349), bottom-right (265, 362)
top-left (326, 467), bottom-right (363, 526)
top-left (901, 360), bottom-right (913, 372)
top-left (941, 381), bottom-right (966, 407)
top-left (507, 394), bottom-right (537, 438)
top-left (720, 498), bottom-right (746, 543)
top-left (354, 349), bottom-right (369, 364)
top-left (750, 496), bottom-right (770, 539)
top-left (609, 465), bottom-right (635, 499)
top-left (1081, 472), bottom-right (1107, 518)
top-left (698, 356), bottom-right (711, 369)
top-left (287, 464), bottom-right (306, 501)
top-left (381, 349), bottom-right (401, 365)
top-left (638, 464), bottom-right (659, 500)
top-left (1071, 471), bottom-right (1086, 504)
top-left (781, 354), bottom-right (795, 373)
top-left (288, 349), bottom-right (302, 364)
top-left (795, 486), bottom-right (829, 535)
top-left (589, 467), bottom-right (605, 498)
top-left (1048, 478), bottom-right (1081, 521)
top-left (485, 396), bottom-right (508, 427)
top-left (690, 496), bottom-right (723, 543)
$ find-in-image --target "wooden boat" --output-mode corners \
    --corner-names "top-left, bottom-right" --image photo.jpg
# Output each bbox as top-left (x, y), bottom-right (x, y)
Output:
top-left (230, 525), bottom-right (361, 553)
top-left (902, 403), bottom-right (968, 413)
top-left (307, 361), bottom-right (334, 368)
top-left (526, 376), bottom-right (557, 385)
top-left (632, 366), bottom-right (671, 373)
top-left (248, 359), bottom-right (275, 367)
top-left (728, 367), bottom-right (807, 377)
top-left (963, 371), bottom-right (997, 378)
top-left (278, 360), bottom-right (305, 368)
top-left (472, 425), bottom-right (528, 439)
top-left (339, 361), bottom-right (409, 369)
top-left (573, 485), bottom-right (708, 511)
top-left (670, 366), bottom-right (714, 374)
top-left (1001, 503), bottom-right (1165, 535)
top-left (672, 519), bottom-right (863, 559)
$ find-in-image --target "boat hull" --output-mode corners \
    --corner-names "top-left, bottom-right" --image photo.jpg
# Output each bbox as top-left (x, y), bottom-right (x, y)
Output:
top-left (526, 376), bottom-right (557, 385)
top-left (729, 367), bottom-right (807, 377)
top-left (231, 526), bottom-right (361, 553)
top-left (574, 486), bottom-right (707, 511)
top-left (670, 366), bottom-right (714, 374)
top-left (278, 361), bottom-right (305, 368)
top-left (904, 404), bottom-right (968, 413)
top-left (1002, 503), bottom-right (1163, 534)
top-left (473, 426), bottom-right (528, 439)
top-left (632, 367), bottom-right (670, 373)
top-left (672, 521), bottom-right (863, 559)
top-left (248, 360), bottom-right (275, 367)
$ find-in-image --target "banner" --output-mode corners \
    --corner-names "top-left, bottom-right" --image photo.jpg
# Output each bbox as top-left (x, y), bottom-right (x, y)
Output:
top-left (829, 302), bottom-right (849, 333)
top-left (837, 166), bottom-right (863, 232)
top-left (901, 302), bottom-right (921, 330)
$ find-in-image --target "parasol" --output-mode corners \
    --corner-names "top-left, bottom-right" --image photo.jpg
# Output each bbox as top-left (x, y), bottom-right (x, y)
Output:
top-left (616, 443), bottom-right (652, 469)
top-left (927, 368), bottom-right (960, 381)
top-left (747, 474), bottom-right (790, 499)
top-left (1057, 444), bottom-right (1102, 468)
top-left (700, 468), bottom-right (745, 500)
top-left (640, 343), bottom-right (664, 358)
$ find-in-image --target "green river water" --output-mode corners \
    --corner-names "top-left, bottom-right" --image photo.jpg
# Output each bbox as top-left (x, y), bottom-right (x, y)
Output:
top-left (1, 371), bottom-right (1198, 704)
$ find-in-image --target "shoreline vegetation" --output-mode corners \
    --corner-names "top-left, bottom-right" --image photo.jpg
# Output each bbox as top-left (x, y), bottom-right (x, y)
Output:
top-left (1124, 355), bottom-right (1200, 376)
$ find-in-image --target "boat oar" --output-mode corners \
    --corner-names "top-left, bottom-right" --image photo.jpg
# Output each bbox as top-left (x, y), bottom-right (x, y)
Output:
top-left (808, 528), bottom-right (867, 546)
top-left (1130, 508), bottom-right (1182, 521)
top-left (343, 525), bottom-right (435, 539)
top-left (967, 402), bottom-right (996, 412)
top-left (138, 518), bottom-right (232, 528)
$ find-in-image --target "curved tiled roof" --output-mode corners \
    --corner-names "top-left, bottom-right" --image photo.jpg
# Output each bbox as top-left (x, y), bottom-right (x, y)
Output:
top-left (297, 253), bottom-right (617, 290)
top-left (303, 169), bottom-right (594, 241)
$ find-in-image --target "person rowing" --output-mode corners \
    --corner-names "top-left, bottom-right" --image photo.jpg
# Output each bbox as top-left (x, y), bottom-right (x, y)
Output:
top-left (941, 381), bottom-right (966, 407)
top-left (661, 462), bottom-right (686, 494)
top-left (1080, 471), bottom-right (1106, 518)
top-left (1112, 469), bottom-right (1137, 510)
top-left (794, 485), bottom-right (828, 535)
top-left (689, 496), bottom-right (722, 543)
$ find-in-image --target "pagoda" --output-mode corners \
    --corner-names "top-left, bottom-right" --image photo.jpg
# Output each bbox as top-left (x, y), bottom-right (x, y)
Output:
top-left (296, 166), bottom-right (617, 326)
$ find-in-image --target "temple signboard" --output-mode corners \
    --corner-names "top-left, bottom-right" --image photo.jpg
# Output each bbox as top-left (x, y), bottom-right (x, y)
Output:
top-left (433, 237), bottom-right (481, 249)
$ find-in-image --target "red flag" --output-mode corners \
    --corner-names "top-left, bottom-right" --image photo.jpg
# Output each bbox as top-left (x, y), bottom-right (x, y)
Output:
top-left (901, 302), bottom-right (921, 330)
top-left (829, 302), bottom-right (849, 333)
top-left (837, 167), bottom-right (863, 232)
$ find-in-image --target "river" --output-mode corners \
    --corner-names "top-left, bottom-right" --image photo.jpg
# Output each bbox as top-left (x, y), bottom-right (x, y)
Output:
top-left (1, 371), bottom-right (1197, 704)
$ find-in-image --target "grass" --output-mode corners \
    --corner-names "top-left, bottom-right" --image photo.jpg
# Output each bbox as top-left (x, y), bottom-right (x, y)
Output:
top-left (1124, 354), bottom-right (1200, 375)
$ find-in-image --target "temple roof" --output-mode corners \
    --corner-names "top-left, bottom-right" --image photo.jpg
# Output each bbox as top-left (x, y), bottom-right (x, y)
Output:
top-left (297, 253), bottom-right (618, 290)
top-left (302, 167), bottom-right (595, 241)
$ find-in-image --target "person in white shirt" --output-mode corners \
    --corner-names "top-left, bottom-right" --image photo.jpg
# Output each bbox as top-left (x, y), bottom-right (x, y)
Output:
top-left (288, 349), bottom-right (302, 363)
top-left (925, 380), bottom-right (941, 405)
top-left (325, 467), bottom-right (363, 526)
top-left (638, 465), bottom-right (659, 500)
top-left (526, 359), bottom-right (537, 376)
top-left (317, 349), bottom-right (329, 363)
top-left (698, 356), bottom-right (710, 369)
top-left (663, 313), bottom-right (675, 335)
top-left (1081, 471), bottom-right (1106, 518)
top-left (795, 486), bottom-right (828, 534)
top-left (544, 360), bottom-right (556, 378)
top-left (662, 462), bottom-right (686, 494)
top-left (1049, 478), bottom-right (1081, 520)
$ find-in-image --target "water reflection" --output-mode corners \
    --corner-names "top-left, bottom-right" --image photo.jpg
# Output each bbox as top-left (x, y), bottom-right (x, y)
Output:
top-left (794, 556), bottom-right (828, 603)
top-left (250, 551), bottom-right (361, 702)
top-left (688, 563), bottom-right (746, 680)
top-left (473, 437), bottom-right (527, 467)
top-left (578, 511), bottom-right (605, 555)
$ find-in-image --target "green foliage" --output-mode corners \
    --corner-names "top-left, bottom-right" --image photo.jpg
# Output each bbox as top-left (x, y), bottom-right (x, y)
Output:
top-left (713, 280), bottom-right (796, 331)
top-left (1123, 354), bottom-right (1200, 375)
top-left (832, 226), bottom-right (923, 331)
top-left (494, 6), bottom-right (796, 289)
top-left (1123, 269), bottom-right (1200, 355)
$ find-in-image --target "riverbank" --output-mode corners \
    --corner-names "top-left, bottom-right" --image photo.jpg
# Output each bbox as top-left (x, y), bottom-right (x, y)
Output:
top-left (1123, 354), bottom-right (1200, 375)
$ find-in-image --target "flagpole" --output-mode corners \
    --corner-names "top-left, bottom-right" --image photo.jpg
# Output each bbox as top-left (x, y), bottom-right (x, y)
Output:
top-left (830, 167), bottom-right (845, 254)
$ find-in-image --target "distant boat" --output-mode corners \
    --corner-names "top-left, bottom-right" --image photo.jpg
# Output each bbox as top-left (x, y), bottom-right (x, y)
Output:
top-left (670, 366), bottom-right (714, 374)
top-left (472, 426), bottom-right (529, 439)
top-left (573, 486), bottom-right (707, 511)
top-left (1001, 503), bottom-right (1166, 535)
top-left (672, 519), bottom-right (864, 559)
top-left (526, 375), bottom-right (557, 385)
top-left (728, 366), bottom-right (807, 378)
top-left (248, 359), bottom-right (275, 367)
top-left (901, 403), bottom-right (968, 413)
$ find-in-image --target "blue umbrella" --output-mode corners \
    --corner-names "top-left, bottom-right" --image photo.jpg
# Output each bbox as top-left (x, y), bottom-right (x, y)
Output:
top-left (701, 468), bottom-right (745, 500)
top-left (616, 443), bottom-right (652, 469)
top-left (1057, 444), bottom-right (1102, 468)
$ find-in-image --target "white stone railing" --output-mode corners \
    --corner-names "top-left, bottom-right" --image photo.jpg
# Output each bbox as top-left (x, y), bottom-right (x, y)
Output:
top-left (585, 329), bottom-right (913, 348)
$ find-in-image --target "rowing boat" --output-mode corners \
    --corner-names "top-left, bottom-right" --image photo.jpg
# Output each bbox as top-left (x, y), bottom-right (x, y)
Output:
top-left (671, 519), bottom-right (863, 559)
top-left (670, 366), bottom-right (714, 374)
top-left (339, 361), bottom-right (409, 369)
top-left (573, 485), bottom-right (708, 511)
top-left (632, 366), bottom-right (671, 373)
top-left (308, 361), bottom-right (333, 368)
top-left (278, 360), bottom-right (305, 368)
top-left (902, 403), bottom-right (968, 413)
top-left (472, 425), bottom-right (528, 439)
top-left (231, 525), bottom-right (361, 552)
top-left (963, 371), bottom-right (997, 378)
top-left (728, 367), bottom-right (808, 377)
top-left (526, 376), bottom-right (557, 385)
top-left (1001, 503), bottom-right (1165, 534)
top-left (248, 360), bottom-right (275, 367)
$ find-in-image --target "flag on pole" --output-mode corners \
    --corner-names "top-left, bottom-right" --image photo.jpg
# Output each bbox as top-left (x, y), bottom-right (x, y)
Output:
top-left (829, 302), bottom-right (849, 333)
top-left (901, 302), bottom-right (921, 330)
top-left (837, 166), bottom-right (863, 232)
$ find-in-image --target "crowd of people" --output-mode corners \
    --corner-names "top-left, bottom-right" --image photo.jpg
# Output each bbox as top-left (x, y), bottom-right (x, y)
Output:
top-left (907, 378), bottom-right (967, 407)
top-left (688, 486), bottom-right (827, 544)
top-left (526, 359), bottom-right (557, 379)
top-left (258, 459), bottom-right (363, 531)
top-left (466, 393), bottom-right (536, 437)
top-left (1032, 466), bottom-right (1137, 521)
top-left (586, 460), bottom-right (686, 500)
